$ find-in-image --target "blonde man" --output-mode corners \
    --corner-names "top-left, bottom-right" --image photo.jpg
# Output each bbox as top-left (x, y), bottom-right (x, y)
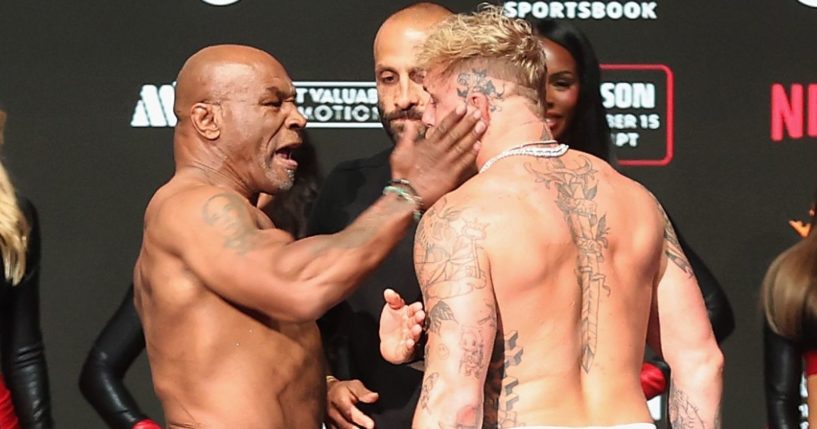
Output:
top-left (387, 6), bottom-right (723, 429)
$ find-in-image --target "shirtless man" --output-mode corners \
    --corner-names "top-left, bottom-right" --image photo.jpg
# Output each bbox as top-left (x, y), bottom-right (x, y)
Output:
top-left (385, 7), bottom-right (723, 429)
top-left (132, 44), bottom-right (485, 428)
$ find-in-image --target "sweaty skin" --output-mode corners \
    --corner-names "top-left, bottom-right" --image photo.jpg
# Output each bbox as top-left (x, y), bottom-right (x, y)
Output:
top-left (133, 45), bottom-right (483, 429)
top-left (409, 64), bottom-right (722, 428)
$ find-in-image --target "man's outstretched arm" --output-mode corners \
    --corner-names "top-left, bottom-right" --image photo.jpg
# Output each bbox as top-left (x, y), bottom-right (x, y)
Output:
top-left (152, 104), bottom-right (485, 324)
top-left (411, 199), bottom-right (497, 429)
top-left (648, 203), bottom-right (723, 429)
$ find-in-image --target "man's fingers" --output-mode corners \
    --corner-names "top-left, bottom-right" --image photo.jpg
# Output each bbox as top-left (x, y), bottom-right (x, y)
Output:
top-left (433, 102), bottom-right (466, 140)
top-left (407, 301), bottom-right (423, 314)
top-left (349, 406), bottom-right (376, 429)
top-left (433, 105), bottom-right (482, 151)
top-left (327, 408), bottom-right (356, 429)
top-left (348, 383), bottom-right (377, 429)
top-left (350, 380), bottom-right (378, 398)
top-left (383, 288), bottom-right (405, 309)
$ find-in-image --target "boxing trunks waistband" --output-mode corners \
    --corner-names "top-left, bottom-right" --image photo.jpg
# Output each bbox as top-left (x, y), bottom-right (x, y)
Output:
top-left (805, 349), bottom-right (817, 376)
top-left (507, 424), bottom-right (656, 429)
top-left (0, 375), bottom-right (20, 429)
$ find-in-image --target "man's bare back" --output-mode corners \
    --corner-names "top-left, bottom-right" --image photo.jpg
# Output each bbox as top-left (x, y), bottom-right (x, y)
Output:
top-left (405, 7), bottom-right (722, 428)
top-left (415, 151), bottom-right (663, 427)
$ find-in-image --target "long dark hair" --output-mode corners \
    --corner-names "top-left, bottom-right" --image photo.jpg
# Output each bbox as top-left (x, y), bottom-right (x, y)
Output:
top-left (762, 186), bottom-right (817, 343)
top-left (530, 19), bottom-right (612, 162)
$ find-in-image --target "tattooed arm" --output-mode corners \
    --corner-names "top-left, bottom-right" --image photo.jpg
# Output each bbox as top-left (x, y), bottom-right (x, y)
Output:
top-left (149, 186), bottom-right (422, 324)
top-left (412, 199), bottom-right (497, 429)
top-left (648, 203), bottom-right (724, 429)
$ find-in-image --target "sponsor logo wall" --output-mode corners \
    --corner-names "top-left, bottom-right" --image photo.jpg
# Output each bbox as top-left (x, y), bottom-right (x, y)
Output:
top-left (503, 1), bottom-right (658, 19)
top-left (771, 83), bottom-right (817, 142)
top-left (601, 65), bottom-right (673, 166)
top-left (1, 2), bottom-right (816, 428)
top-left (131, 82), bottom-right (381, 129)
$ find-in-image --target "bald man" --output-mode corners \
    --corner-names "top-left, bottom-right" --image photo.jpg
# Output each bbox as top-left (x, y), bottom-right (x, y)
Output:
top-left (306, 3), bottom-right (455, 429)
top-left (133, 44), bottom-right (484, 428)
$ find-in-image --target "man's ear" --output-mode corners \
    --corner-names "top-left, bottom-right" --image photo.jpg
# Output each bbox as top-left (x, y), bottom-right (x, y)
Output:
top-left (468, 93), bottom-right (491, 126)
top-left (190, 103), bottom-right (221, 140)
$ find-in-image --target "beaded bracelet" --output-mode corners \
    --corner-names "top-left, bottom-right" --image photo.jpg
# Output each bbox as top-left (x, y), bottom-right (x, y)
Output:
top-left (383, 184), bottom-right (423, 221)
top-left (388, 179), bottom-right (423, 206)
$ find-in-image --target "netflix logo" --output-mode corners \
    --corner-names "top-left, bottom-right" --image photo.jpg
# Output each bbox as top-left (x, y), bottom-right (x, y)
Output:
top-left (770, 83), bottom-right (817, 142)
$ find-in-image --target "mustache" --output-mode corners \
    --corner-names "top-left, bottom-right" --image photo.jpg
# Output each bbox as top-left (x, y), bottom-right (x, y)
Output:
top-left (382, 108), bottom-right (423, 122)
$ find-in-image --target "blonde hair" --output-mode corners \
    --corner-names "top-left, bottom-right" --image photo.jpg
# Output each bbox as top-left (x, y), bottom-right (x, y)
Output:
top-left (762, 197), bottom-right (817, 340)
top-left (0, 110), bottom-right (29, 285)
top-left (416, 4), bottom-right (547, 104)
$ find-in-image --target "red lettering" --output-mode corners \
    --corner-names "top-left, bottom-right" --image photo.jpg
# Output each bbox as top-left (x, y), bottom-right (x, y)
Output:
top-left (771, 84), bottom-right (803, 142)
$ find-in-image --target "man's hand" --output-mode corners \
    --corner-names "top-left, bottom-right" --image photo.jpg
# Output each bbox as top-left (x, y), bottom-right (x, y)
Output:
top-left (325, 378), bottom-right (379, 429)
top-left (379, 288), bottom-right (425, 364)
top-left (389, 103), bottom-right (486, 209)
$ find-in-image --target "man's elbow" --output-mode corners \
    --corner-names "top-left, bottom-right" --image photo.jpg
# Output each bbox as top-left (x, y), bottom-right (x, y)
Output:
top-left (671, 341), bottom-right (724, 384)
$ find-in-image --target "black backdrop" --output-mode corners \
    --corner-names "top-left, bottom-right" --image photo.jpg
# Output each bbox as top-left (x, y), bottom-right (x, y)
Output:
top-left (1, 1), bottom-right (816, 427)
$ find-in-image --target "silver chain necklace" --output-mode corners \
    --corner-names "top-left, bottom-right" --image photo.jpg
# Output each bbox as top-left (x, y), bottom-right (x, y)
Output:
top-left (478, 140), bottom-right (569, 174)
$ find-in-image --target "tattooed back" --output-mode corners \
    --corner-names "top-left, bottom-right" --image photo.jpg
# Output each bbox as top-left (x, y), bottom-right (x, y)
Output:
top-left (414, 150), bottom-right (665, 427)
top-left (133, 177), bottom-right (324, 429)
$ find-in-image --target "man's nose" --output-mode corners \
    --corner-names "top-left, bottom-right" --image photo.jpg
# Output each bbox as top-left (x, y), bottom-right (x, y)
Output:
top-left (422, 105), bottom-right (434, 128)
top-left (396, 80), bottom-right (420, 110)
top-left (287, 106), bottom-right (307, 129)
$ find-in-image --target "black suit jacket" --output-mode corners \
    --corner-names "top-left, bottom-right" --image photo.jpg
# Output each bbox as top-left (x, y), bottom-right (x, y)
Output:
top-left (307, 148), bottom-right (422, 429)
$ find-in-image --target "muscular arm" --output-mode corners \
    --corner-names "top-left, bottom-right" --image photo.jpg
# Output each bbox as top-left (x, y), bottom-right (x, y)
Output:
top-left (0, 202), bottom-right (53, 429)
top-left (160, 188), bottom-right (418, 324)
top-left (648, 203), bottom-right (723, 429)
top-left (412, 199), bottom-right (496, 429)
top-left (152, 104), bottom-right (483, 324)
top-left (763, 320), bottom-right (803, 429)
top-left (79, 285), bottom-right (155, 429)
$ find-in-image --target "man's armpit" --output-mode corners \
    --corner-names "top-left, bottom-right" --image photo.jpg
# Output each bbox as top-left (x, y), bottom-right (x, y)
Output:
top-left (201, 192), bottom-right (261, 255)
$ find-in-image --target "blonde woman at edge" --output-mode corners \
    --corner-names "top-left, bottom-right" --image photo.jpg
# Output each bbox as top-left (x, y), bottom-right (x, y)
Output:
top-left (763, 185), bottom-right (817, 429)
top-left (0, 101), bottom-right (53, 429)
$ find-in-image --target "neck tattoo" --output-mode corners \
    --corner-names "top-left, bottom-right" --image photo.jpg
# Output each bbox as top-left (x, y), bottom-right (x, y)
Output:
top-left (478, 140), bottom-right (569, 174)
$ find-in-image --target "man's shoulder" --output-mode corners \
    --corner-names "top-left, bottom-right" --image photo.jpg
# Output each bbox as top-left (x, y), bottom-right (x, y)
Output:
top-left (147, 182), bottom-right (250, 232)
top-left (420, 183), bottom-right (496, 228)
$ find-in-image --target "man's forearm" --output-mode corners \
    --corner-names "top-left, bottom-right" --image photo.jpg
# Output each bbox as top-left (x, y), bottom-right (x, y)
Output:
top-left (667, 351), bottom-right (724, 429)
top-left (282, 193), bottom-right (417, 319)
top-left (413, 380), bottom-right (483, 429)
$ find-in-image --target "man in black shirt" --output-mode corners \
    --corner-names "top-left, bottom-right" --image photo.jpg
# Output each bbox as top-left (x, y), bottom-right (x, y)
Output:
top-left (307, 3), bottom-right (454, 428)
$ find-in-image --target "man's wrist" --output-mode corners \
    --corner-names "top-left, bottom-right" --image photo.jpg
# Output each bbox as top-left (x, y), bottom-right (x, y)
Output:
top-left (383, 179), bottom-right (424, 221)
top-left (383, 182), bottom-right (423, 221)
